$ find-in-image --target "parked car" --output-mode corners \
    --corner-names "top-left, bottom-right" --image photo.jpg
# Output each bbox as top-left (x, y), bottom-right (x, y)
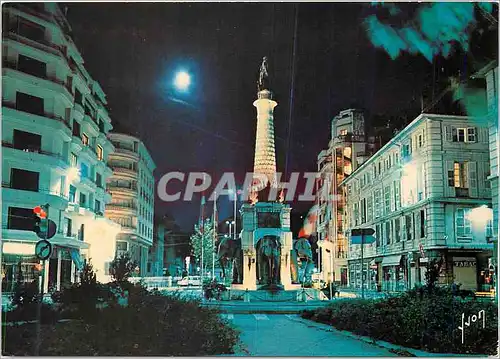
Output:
top-left (177, 276), bottom-right (202, 286)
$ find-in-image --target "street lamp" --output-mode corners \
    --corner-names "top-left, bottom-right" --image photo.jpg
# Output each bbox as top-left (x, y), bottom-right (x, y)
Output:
top-left (226, 220), bottom-right (233, 238)
top-left (174, 71), bottom-right (191, 92)
top-left (228, 189), bottom-right (240, 240)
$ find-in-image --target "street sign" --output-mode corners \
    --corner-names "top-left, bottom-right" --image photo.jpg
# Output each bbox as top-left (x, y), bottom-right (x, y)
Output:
top-left (351, 228), bottom-right (375, 236)
top-left (35, 240), bottom-right (52, 260)
top-left (351, 235), bottom-right (376, 245)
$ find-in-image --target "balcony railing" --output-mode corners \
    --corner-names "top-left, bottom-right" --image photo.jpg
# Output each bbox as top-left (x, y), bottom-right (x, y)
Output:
top-left (2, 101), bottom-right (71, 131)
top-left (114, 147), bottom-right (139, 158)
top-left (106, 203), bottom-right (137, 211)
top-left (2, 182), bottom-right (69, 200)
top-left (110, 166), bottom-right (138, 176)
top-left (3, 31), bottom-right (63, 58)
top-left (2, 141), bottom-right (67, 163)
top-left (3, 60), bottom-right (73, 95)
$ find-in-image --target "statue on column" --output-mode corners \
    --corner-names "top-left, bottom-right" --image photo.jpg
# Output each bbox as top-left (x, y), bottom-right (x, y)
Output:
top-left (257, 56), bottom-right (269, 92)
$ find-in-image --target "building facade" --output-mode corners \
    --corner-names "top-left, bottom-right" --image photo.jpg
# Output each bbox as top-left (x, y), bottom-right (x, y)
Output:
top-left (342, 113), bottom-right (493, 292)
top-left (473, 61), bottom-right (498, 296)
top-left (2, 3), bottom-right (120, 289)
top-left (106, 133), bottom-right (156, 276)
top-left (316, 109), bottom-right (378, 286)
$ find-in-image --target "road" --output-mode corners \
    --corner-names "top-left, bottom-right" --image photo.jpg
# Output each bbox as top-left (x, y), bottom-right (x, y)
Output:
top-left (221, 314), bottom-right (396, 356)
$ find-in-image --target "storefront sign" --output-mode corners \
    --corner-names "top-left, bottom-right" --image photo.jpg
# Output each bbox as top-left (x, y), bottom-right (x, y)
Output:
top-left (453, 257), bottom-right (476, 268)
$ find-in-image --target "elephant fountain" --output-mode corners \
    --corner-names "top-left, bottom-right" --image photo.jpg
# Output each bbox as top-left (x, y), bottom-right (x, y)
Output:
top-left (291, 237), bottom-right (314, 285)
top-left (256, 235), bottom-right (281, 288)
top-left (216, 237), bottom-right (243, 284)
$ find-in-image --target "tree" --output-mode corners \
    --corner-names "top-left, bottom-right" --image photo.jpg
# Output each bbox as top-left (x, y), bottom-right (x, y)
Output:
top-left (190, 218), bottom-right (217, 275)
top-left (110, 253), bottom-right (137, 283)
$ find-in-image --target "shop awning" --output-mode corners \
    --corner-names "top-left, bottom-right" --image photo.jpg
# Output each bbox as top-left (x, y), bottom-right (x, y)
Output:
top-left (382, 255), bottom-right (402, 267)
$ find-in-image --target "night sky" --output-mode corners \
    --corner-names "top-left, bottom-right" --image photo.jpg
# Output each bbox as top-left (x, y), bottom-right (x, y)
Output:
top-left (64, 2), bottom-right (497, 230)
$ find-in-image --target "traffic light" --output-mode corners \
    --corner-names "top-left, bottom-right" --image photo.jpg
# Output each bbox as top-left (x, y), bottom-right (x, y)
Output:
top-left (33, 205), bottom-right (48, 235)
top-left (33, 204), bottom-right (56, 239)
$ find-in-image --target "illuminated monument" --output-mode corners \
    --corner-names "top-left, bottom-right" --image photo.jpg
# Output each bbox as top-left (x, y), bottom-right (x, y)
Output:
top-left (218, 57), bottom-right (321, 299)
top-left (252, 56), bottom-right (278, 191)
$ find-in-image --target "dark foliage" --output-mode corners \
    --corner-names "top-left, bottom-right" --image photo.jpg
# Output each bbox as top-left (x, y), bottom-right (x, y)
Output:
top-left (10, 280), bottom-right (39, 308)
top-left (109, 252), bottom-right (137, 283)
top-left (301, 292), bottom-right (498, 355)
top-left (3, 293), bottom-right (240, 356)
top-left (203, 280), bottom-right (227, 300)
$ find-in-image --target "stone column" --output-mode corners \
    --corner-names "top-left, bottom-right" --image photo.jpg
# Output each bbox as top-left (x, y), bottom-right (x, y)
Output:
top-left (240, 230), bottom-right (257, 290)
top-left (281, 232), bottom-right (294, 289)
top-left (56, 249), bottom-right (62, 291)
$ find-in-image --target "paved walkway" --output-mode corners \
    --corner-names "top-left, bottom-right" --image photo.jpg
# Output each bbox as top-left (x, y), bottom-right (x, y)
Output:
top-left (222, 313), bottom-right (395, 356)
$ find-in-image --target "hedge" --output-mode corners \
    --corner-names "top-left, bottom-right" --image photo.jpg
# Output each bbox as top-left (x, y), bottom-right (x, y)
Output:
top-left (301, 290), bottom-right (498, 355)
top-left (3, 293), bottom-right (240, 356)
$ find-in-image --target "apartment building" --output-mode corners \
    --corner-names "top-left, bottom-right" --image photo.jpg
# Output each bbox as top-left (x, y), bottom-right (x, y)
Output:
top-left (106, 133), bottom-right (156, 276)
top-left (316, 109), bottom-right (378, 286)
top-left (2, 3), bottom-right (120, 289)
top-left (342, 113), bottom-right (493, 292)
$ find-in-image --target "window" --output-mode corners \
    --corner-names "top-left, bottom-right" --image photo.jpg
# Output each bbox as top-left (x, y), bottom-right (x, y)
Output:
top-left (63, 217), bottom-right (72, 237)
top-left (13, 129), bottom-right (41, 152)
top-left (81, 133), bottom-right (89, 146)
top-left (418, 134), bottom-right (423, 148)
top-left (78, 224), bottom-right (85, 241)
top-left (394, 218), bottom-right (401, 242)
top-left (18, 54), bottom-right (46, 78)
top-left (374, 190), bottom-right (382, 218)
top-left (116, 241), bottom-right (128, 251)
top-left (72, 121), bottom-right (81, 137)
top-left (340, 129), bottom-right (348, 136)
top-left (361, 199), bottom-right (367, 224)
top-left (75, 88), bottom-right (84, 106)
top-left (402, 144), bottom-right (411, 160)
top-left (95, 172), bottom-right (102, 188)
top-left (486, 218), bottom-right (493, 238)
top-left (450, 162), bottom-right (468, 188)
top-left (450, 127), bottom-right (477, 143)
top-left (467, 128), bottom-right (476, 142)
top-left (366, 196), bottom-right (373, 222)
top-left (79, 192), bottom-right (86, 206)
top-left (385, 221), bottom-right (391, 245)
top-left (70, 152), bottom-right (78, 167)
top-left (405, 214), bottom-right (413, 241)
top-left (80, 163), bottom-right (89, 179)
top-left (98, 119), bottom-right (105, 133)
top-left (16, 92), bottom-right (44, 116)
top-left (17, 18), bottom-right (45, 42)
top-left (11, 168), bottom-right (39, 192)
top-left (419, 209), bottom-right (425, 238)
top-left (96, 145), bottom-right (103, 161)
top-left (7, 207), bottom-right (35, 230)
top-left (384, 186), bottom-right (391, 215)
top-left (69, 185), bottom-right (76, 203)
top-left (394, 180), bottom-right (401, 211)
top-left (95, 199), bottom-right (101, 213)
top-left (456, 208), bottom-right (472, 238)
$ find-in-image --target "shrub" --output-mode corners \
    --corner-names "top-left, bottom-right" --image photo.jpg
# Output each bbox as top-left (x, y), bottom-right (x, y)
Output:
top-left (301, 292), bottom-right (498, 355)
top-left (109, 252), bottom-right (137, 283)
top-left (2, 303), bottom-right (59, 324)
top-left (10, 280), bottom-right (39, 308)
top-left (3, 293), bottom-right (240, 356)
top-left (203, 280), bottom-right (227, 300)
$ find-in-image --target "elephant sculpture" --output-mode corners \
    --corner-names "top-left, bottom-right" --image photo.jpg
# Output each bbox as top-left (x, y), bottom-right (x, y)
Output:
top-left (256, 236), bottom-right (281, 286)
top-left (216, 237), bottom-right (243, 284)
top-left (291, 237), bottom-right (314, 284)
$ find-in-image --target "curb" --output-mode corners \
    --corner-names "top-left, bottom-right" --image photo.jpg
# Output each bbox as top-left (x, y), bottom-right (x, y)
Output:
top-left (292, 316), bottom-right (488, 357)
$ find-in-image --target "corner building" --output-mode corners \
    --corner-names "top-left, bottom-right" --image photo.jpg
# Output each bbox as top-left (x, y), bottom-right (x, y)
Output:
top-left (316, 109), bottom-right (378, 286)
top-left (342, 113), bottom-right (493, 292)
top-left (106, 133), bottom-right (156, 276)
top-left (2, 3), bottom-right (120, 289)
